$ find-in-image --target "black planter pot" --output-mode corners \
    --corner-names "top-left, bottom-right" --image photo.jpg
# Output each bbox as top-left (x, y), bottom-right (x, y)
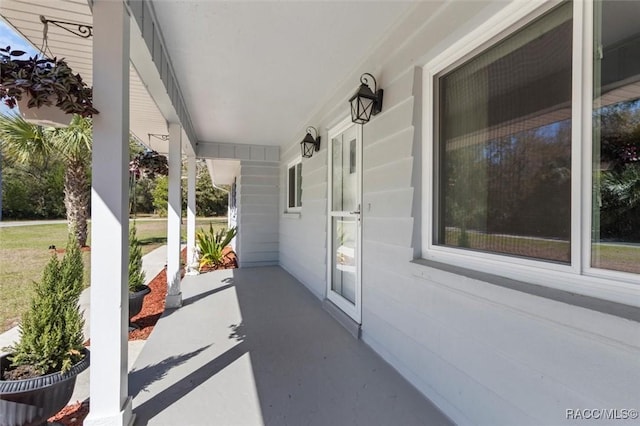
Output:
top-left (0, 348), bottom-right (89, 426)
top-left (129, 285), bottom-right (151, 321)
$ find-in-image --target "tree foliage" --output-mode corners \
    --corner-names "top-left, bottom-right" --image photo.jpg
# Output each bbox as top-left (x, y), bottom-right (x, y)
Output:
top-left (596, 99), bottom-right (640, 240)
top-left (151, 175), bottom-right (169, 216)
top-left (195, 163), bottom-right (228, 217)
top-left (444, 120), bottom-right (571, 240)
top-left (2, 152), bottom-right (65, 219)
top-left (149, 160), bottom-right (228, 217)
top-left (0, 113), bottom-right (92, 246)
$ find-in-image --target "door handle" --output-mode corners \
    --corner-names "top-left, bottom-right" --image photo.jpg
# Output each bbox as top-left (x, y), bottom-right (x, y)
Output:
top-left (350, 210), bottom-right (360, 215)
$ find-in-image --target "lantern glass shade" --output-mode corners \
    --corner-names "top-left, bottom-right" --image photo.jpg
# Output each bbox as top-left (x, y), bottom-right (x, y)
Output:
top-left (300, 133), bottom-right (316, 158)
top-left (301, 140), bottom-right (315, 158)
top-left (349, 83), bottom-right (377, 124)
top-left (300, 126), bottom-right (321, 158)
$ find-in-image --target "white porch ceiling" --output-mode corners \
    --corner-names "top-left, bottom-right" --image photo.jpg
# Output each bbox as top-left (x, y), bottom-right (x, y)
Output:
top-left (150, 1), bottom-right (414, 146)
top-left (2, 1), bottom-right (415, 152)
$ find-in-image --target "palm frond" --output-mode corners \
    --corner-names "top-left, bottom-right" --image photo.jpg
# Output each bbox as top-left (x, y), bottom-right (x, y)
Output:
top-left (0, 113), bottom-right (51, 165)
top-left (601, 164), bottom-right (640, 208)
top-left (51, 115), bottom-right (92, 163)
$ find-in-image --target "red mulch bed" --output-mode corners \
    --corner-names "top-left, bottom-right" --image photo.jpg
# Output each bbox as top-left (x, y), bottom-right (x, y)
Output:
top-left (128, 267), bottom-right (167, 340)
top-left (50, 400), bottom-right (89, 426)
top-left (49, 247), bottom-right (236, 425)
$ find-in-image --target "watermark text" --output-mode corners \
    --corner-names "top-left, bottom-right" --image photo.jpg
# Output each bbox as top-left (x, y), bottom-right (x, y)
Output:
top-left (566, 409), bottom-right (638, 420)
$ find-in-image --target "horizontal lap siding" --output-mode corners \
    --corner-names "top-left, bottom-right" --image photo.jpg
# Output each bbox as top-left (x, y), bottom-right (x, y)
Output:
top-left (358, 6), bottom-right (640, 425)
top-left (279, 148), bottom-right (327, 297)
top-left (278, 2), bottom-right (640, 425)
top-left (237, 161), bottom-right (279, 267)
top-left (405, 269), bottom-right (640, 425)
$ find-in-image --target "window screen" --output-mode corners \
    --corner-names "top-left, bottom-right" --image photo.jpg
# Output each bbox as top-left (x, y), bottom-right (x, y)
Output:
top-left (436, 3), bottom-right (573, 262)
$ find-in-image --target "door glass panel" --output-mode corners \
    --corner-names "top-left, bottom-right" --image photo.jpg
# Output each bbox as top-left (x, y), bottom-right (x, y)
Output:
top-left (329, 122), bottom-right (360, 322)
top-left (332, 216), bottom-right (356, 304)
top-left (332, 129), bottom-right (357, 212)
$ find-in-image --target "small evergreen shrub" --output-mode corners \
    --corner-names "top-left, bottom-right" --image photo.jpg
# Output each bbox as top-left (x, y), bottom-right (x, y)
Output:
top-left (197, 225), bottom-right (237, 270)
top-left (129, 224), bottom-right (146, 292)
top-left (5, 235), bottom-right (85, 377)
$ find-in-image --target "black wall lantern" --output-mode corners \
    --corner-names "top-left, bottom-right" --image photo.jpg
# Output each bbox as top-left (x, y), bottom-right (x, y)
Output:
top-left (300, 126), bottom-right (321, 158)
top-left (349, 73), bottom-right (383, 125)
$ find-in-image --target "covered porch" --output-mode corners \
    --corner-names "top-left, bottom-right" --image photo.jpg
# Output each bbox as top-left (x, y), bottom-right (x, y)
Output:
top-left (3, 0), bottom-right (639, 424)
top-left (129, 266), bottom-right (451, 425)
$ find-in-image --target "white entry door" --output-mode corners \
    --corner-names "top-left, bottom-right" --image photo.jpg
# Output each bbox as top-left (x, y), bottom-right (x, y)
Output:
top-left (327, 118), bottom-right (362, 323)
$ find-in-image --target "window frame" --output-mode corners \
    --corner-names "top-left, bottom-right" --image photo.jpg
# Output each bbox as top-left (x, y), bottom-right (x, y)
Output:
top-left (286, 157), bottom-right (302, 212)
top-left (421, 0), bottom-right (640, 304)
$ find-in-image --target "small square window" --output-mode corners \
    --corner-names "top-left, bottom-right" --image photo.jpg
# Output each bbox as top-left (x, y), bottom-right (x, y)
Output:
top-left (287, 160), bottom-right (302, 211)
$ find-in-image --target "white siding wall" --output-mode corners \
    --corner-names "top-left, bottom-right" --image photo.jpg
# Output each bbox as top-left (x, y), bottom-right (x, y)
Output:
top-left (279, 1), bottom-right (640, 424)
top-left (279, 146), bottom-right (327, 299)
top-left (237, 160), bottom-right (279, 267)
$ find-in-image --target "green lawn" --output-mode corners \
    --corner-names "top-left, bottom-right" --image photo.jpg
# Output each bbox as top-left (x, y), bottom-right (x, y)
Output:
top-left (591, 243), bottom-right (640, 274)
top-left (0, 217), bottom-right (228, 332)
top-left (445, 227), bottom-right (640, 273)
top-left (444, 228), bottom-right (571, 262)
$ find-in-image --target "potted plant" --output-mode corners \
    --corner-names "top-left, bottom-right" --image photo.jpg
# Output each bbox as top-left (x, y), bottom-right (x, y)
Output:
top-left (128, 223), bottom-right (150, 328)
top-left (0, 235), bottom-right (89, 426)
top-left (0, 45), bottom-right (98, 127)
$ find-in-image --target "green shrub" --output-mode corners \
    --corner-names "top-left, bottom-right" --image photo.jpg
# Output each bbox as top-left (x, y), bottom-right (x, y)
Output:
top-left (6, 235), bottom-right (85, 375)
top-left (197, 225), bottom-right (237, 269)
top-left (129, 224), bottom-right (146, 292)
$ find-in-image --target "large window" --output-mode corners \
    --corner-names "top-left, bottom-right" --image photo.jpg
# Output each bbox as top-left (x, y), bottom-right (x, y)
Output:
top-left (426, 0), bottom-right (640, 286)
top-left (592, 0), bottom-right (640, 274)
top-left (436, 3), bottom-right (573, 263)
top-left (287, 159), bottom-right (302, 211)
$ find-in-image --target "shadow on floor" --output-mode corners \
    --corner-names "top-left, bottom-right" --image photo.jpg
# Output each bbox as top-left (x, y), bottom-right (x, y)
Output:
top-left (129, 345), bottom-right (210, 399)
top-left (130, 267), bottom-right (452, 426)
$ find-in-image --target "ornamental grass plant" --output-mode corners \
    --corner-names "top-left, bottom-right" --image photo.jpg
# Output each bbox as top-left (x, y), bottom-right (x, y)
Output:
top-left (196, 225), bottom-right (237, 270)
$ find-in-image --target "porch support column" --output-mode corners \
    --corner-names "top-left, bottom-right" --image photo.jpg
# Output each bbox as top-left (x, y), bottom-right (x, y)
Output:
top-left (186, 154), bottom-right (197, 273)
top-left (85, 1), bottom-right (132, 425)
top-left (166, 123), bottom-right (183, 308)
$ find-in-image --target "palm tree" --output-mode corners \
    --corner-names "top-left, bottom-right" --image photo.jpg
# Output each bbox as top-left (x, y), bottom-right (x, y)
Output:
top-left (0, 113), bottom-right (92, 246)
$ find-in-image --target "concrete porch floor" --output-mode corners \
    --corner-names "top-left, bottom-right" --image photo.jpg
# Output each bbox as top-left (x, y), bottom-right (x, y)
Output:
top-left (129, 266), bottom-right (452, 426)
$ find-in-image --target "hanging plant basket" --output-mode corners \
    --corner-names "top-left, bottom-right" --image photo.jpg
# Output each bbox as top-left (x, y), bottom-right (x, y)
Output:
top-left (1, 46), bottom-right (98, 123)
top-left (17, 96), bottom-right (72, 128)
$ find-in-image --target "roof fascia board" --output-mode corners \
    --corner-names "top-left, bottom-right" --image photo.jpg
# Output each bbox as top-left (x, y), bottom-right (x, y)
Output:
top-left (198, 141), bottom-right (280, 162)
top-left (125, 0), bottom-right (197, 156)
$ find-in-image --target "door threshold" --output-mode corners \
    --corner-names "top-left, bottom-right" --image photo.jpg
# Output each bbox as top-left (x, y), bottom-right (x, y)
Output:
top-left (323, 299), bottom-right (361, 339)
